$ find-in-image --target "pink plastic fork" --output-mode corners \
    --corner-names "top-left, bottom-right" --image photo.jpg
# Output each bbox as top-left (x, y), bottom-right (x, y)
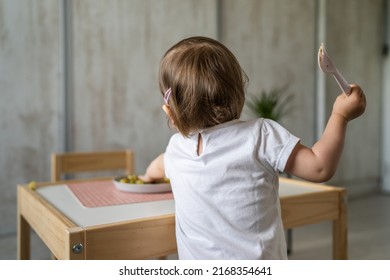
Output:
top-left (318, 43), bottom-right (351, 95)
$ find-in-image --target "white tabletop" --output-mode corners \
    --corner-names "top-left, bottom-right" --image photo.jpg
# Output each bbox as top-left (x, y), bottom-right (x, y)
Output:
top-left (37, 179), bottom-right (330, 228)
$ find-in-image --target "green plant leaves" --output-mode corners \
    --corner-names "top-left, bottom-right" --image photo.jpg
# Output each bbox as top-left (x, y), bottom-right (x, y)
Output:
top-left (246, 87), bottom-right (293, 121)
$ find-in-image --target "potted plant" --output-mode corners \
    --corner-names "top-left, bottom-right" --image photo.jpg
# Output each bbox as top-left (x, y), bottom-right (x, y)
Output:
top-left (245, 86), bottom-right (293, 122)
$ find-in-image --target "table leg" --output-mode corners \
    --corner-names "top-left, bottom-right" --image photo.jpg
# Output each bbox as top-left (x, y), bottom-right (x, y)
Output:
top-left (286, 229), bottom-right (293, 255)
top-left (332, 190), bottom-right (347, 259)
top-left (17, 213), bottom-right (30, 260)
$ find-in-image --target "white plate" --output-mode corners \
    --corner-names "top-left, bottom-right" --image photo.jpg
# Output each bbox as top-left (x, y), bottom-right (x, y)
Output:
top-left (113, 177), bottom-right (171, 193)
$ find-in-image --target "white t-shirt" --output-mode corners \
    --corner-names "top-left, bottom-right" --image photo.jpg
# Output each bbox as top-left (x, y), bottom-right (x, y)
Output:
top-left (164, 118), bottom-right (300, 259)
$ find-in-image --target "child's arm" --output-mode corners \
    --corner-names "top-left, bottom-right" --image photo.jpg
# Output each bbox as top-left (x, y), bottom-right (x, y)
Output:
top-left (284, 85), bottom-right (366, 183)
top-left (138, 153), bottom-right (165, 183)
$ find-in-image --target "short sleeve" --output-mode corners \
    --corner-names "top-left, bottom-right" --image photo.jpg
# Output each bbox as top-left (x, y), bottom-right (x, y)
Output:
top-left (258, 119), bottom-right (300, 172)
top-left (164, 134), bottom-right (177, 180)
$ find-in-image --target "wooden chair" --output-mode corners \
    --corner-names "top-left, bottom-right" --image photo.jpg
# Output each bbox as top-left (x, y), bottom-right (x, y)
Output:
top-left (50, 149), bottom-right (172, 260)
top-left (51, 149), bottom-right (134, 181)
top-left (48, 149), bottom-right (134, 260)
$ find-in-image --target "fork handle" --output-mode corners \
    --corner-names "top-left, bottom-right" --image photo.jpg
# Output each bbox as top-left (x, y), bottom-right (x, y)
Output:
top-left (333, 69), bottom-right (351, 95)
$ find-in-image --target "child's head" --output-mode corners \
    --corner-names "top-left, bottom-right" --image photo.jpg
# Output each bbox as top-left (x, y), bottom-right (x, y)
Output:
top-left (159, 36), bottom-right (248, 137)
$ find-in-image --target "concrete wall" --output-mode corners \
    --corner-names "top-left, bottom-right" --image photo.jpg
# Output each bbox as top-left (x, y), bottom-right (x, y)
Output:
top-left (0, 0), bottom-right (61, 236)
top-left (70, 0), bottom-right (217, 174)
top-left (0, 0), bottom-right (385, 257)
top-left (383, 0), bottom-right (390, 194)
top-left (221, 0), bottom-right (316, 146)
top-left (325, 0), bottom-right (383, 195)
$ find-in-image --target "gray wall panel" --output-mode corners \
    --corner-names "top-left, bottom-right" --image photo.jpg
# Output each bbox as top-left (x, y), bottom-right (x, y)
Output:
top-left (70, 0), bottom-right (217, 173)
top-left (221, 0), bottom-right (316, 146)
top-left (0, 0), bottom-right (60, 235)
top-left (326, 0), bottom-right (382, 194)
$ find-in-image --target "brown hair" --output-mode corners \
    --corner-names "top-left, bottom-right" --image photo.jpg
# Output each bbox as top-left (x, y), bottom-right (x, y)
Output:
top-left (159, 36), bottom-right (248, 137)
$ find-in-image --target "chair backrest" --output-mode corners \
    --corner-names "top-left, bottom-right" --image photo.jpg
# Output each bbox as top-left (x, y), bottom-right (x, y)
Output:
top-left (51, 149), bottom-right (134, 181)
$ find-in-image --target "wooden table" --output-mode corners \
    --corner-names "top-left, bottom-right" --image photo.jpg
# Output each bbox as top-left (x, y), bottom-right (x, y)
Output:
top-left (17, 177), bottom-right (347, 260)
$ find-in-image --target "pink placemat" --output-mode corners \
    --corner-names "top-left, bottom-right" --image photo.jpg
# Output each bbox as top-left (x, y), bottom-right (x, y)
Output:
top-left (67, 180), bottom-right (173, 208)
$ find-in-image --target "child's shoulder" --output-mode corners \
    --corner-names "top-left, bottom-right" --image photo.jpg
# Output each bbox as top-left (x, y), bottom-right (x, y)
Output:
top-left (235, 118), bottom-right (265, 130)
top-left (240, 118), bottom-right (290, 138)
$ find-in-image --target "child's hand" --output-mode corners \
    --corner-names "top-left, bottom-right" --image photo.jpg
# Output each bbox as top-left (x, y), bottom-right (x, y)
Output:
top-left (332, 84), bottom-right (366, 122)
top-left (138, 174), bottom-right (154, 183)
top-left (139, 153), bottom-right (165, 183)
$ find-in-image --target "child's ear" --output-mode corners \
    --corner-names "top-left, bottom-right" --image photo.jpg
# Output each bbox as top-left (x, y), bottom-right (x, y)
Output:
top-left (162, 104), bottom-right (175, 126)
top-left (162, 104), bottom-right (171, 117)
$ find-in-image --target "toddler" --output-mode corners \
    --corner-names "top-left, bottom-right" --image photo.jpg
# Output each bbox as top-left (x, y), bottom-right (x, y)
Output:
top-left (140, 36), bottom-right (366, 259)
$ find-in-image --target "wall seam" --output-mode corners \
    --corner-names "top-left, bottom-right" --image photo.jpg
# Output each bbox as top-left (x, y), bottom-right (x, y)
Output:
top-left (60, 0), bottom-right (74, 153)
